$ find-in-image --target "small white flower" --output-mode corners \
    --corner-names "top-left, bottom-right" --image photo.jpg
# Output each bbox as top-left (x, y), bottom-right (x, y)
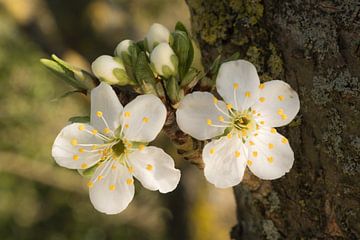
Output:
top-left (150, 43), bottom-right (178, 78)
top-left (176, 60), bottom-right (300, 188)
top-left (145, 23), bottom-right (171, 51)
top-left (91, 55), bottom-right (129, 85)
top-left (115, 39), bottom-right (133, 57)
top-left (52, 83), bottom-right (181, 214)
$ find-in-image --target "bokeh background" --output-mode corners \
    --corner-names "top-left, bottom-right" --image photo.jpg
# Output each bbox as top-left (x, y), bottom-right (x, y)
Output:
top-left (0, 0), bottom-right (236, 239)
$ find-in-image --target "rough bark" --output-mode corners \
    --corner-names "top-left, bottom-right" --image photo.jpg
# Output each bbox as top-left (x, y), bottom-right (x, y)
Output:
top-left (186, 0), bottom-right (360, 239)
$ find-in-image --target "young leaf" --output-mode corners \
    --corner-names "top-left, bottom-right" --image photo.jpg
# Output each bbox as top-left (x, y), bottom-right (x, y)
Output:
top-left (68, 116), bottom-right (90, 123)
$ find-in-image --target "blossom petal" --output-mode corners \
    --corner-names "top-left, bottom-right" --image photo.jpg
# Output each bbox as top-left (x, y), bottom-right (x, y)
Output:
top-left (121, 94), bottom-right (166, 142)
top-left (246, 126), bottom-right (294, 180)
top-left (216, 60), bottom-right (260, 111)
top-left (52, 123), bottom-right (103, 170)
top-left (128, 146), bottom-right (180, 193)
top-left (203, 134), bottom-right (247, 188)
top-left (91, 82), bottom-right (123, 133)
top-left (176, 91), bottom-right (229, 140)
top-left (89, 160), bottom-right (135, 214)
top-left (252, 80), bottom-right (300, 127)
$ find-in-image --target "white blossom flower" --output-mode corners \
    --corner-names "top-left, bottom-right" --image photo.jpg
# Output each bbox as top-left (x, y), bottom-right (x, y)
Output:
top-left (52, 83), bottom-right (181, 214)
top-left (145, 23), bottom-right (171, 51)
top-left (150, 43), bottom-right (178, 78)
top-left (91, 55), bottom-right (130, 85)
top-left (176, 60), bottom-right (300, 188)
top-left (115, 39), bottom-right (133, 57)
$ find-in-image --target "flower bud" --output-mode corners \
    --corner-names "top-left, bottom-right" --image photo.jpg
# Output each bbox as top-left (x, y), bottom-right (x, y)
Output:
top-left (150, 43), bottom-right (178, 78)
top-left (145, 23), bottom-right (171, 51)
top-left (91, 55), bottom-right (130, 85)
top-left (114, 39), bottom-right (133, 57)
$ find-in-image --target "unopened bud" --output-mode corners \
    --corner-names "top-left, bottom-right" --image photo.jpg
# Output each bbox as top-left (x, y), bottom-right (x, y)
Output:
top-left (150, 43), bottom-right (178, 78)
top-left (145, 23), bottom-right (171, 51)
top-left (91, 55), bottom-right (130, 85)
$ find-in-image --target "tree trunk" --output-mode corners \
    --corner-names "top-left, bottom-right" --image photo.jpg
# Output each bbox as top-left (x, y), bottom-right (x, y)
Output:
top-left (186, 0), bottom-right (360, 239)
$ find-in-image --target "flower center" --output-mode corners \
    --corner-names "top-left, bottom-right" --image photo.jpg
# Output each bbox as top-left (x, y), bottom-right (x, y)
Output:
top-left (112, 140), bottom-right (126, 157)
top-left (230, 111), bottom-right (256, 137)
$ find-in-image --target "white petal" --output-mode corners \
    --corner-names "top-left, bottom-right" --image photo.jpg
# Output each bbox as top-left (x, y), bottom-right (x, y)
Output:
top-left (246, 126), bottom-right (294, 180)
top-left (128, 146), bottom-right (180, 193)
top-left (252, 80), bottom-right (300, 127)
top-left (216, 60), bottom-right (260, 111)
top-left (203, 135), bottom-right (247, 188)
top-left (89, 160), bottom-right (135, 214)
top-left (52, 123), bottom-right (103, 169)
top-left (121, 94), bottom-right (166, 142)
top-left (91, 82), bottom-right (123, 134)
top-left (176, 91), bottom-right (229, 140)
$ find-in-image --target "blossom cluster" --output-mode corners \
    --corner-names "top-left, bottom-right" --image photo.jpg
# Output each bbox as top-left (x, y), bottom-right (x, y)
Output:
top-left (49, 23), bottom-right (300, 214)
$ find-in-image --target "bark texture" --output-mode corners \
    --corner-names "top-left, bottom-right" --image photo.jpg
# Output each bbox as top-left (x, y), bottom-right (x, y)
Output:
top-left (186, 0), bottom-right (360, 239)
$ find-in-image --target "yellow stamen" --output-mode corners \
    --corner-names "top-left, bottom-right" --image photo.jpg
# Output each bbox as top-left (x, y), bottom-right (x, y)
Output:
top-left (87, 181), bottom-right (94, 188)
top-left (91, 129), bottom-right (98, 135)
top-left (78, 124), bottom-right (85, 131)
top-left (97, 175), bottom-right (104, 181)
top-left (233, 83), bottom-right (239, 89)
top-left (146, 164), bottom-right (153, 171)
top-left (218, 116), bottom-right (225, 122)
top-left (142, 117), bottom-right (149, 123)
top-left (271, 128), bottom-right (277, 134)
top-left (96, 111), bottom-right (103, 117)
top-left (138, 144), bottom-right (145, 151)
top-left (81, 163), bottom-right (88, 169)
top-left (207, 119), bottom-right (212, 125)
top-left (267, 156), bottom-right (274, 163)
top-left (226, 104), bottom-right (233, 110)
top-left (72, 155), bottom-right (79, 161)
top-left (227, 133), bottom-right (232, 139)
top-left (260, 121), bottom-right (265, 125)
top-left (259, 97), bottom-right (265, 103)
top-left (213, 97), bottom-right (218, 104)
top-left (247, 160), bottom-right (253, 166)
top-left (281, 114), bottom-right (288, 120)
top-left (210, 148), bottom-right (215, 155)
top-left (111, 165), bottom-right (117, 170)
top-left (252, 151), bottom-right (258, 157)
top-left (103, 128), bottom-right (110, 134)
top-left (128, 166), bottom-right (134, 173)
top-left (109, 184), bottom-right (116, 191)
top-left (278, 95), bottom-right (284, 101)
top-left (249, 141), bottom-right (255, 146)
top-left (268, 143), bottom-right (274, 149)
top-left (281, 137), bottom-right (288, 144)
top-left (78, 148), bottom-right (85, 153)
top-left (235, 151), bottom-right (241, 158)
top-left (125, 124), bottom-right (129, 129)
top-left (245, 91), bottom-right (251, 97)
top-left (126, 178), bottom-right (134, 185)
top-left (259, 83), bottom-right (265, 89)
top-left (277, 108), bottom-right (284, 115)
top-left (124, 111), bottom-right (131, 117)
top-left (71, 138), bottom-right (78, 146)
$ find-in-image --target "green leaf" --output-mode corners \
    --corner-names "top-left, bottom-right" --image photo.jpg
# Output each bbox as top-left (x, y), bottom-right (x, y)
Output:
top-left (172, 30), bottom-right (193, 80)
top-left (40, 57), bottom-right (88, 90)
top-left (135, 52), bottom-right (157, 95)
top-left (113, 68), bottom-right (133, 86)
top-left (121, 45), bottom-right (140, 85)
top-left (165, 76), bottom-right (180, 104)
top-left (175, 21), bottom-right (189, 35)
top-left (68, 116), bottom-right (90, 123)
top-left (180, 67), bottom-right (201, 88)
top-left (51, 90), bottom-right (84, 102)
top-left (225, 52), bottom-right (240, 62)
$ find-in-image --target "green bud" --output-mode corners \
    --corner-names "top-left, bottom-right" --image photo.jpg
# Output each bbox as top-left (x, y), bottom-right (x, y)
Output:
top-left (114, 39), bottom-right (134, 57)
top-left (150, 43), bottom-right (178, 78)
top-left (91, 55), bottom-right (132, 86)
top-left (145, 23), bottom-right (171, 51)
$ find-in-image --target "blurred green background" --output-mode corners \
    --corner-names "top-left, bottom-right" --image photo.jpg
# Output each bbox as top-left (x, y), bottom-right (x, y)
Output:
top-left (0, 0), bottom-right (236, 239)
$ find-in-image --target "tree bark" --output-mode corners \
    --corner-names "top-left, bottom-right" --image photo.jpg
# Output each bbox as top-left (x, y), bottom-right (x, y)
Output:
top-left (186, 0), bottom-right (360, 239)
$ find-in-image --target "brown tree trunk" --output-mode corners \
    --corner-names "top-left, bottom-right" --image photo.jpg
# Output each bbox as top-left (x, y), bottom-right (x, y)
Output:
top-left (186, 0), bottom-right (360, 239)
